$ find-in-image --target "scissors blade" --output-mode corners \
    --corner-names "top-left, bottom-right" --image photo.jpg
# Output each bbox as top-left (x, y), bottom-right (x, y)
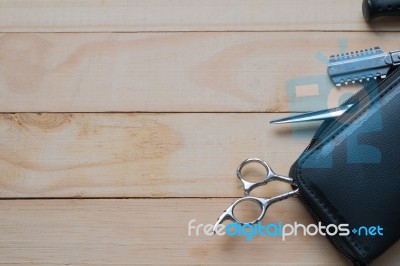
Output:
top-left (270, 104), bottom-right (353, 124)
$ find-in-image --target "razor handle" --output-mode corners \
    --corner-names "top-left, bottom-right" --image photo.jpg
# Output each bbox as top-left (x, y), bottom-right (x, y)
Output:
top-left (363, 0), bottom-right (400, 21)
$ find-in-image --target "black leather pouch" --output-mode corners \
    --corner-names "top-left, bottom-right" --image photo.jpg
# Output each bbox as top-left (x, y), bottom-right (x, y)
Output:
top-left (289, 67), bottom-right (400, 265)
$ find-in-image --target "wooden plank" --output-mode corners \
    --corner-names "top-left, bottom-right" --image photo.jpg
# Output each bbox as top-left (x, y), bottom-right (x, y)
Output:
top-left (0, 31), bottom-right (397, 112)
top-left (0, 199), bottom-right (397, 265)
top-left (0, 113), bottom-right (315, 198)
top-left (0, 0), bottom-right (399, 32)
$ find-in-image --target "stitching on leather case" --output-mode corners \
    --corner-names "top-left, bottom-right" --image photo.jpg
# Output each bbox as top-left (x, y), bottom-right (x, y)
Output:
top-left (297, 79), bottom-right (400, 258)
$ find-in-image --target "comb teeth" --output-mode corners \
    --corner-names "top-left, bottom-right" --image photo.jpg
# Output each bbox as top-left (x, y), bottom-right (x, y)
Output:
top-left (329, 47), bottom-right (383, 63)
top-left (327, 46), bottom-right (391, 86)
top-left (334, 73), bottom-right (386, 87)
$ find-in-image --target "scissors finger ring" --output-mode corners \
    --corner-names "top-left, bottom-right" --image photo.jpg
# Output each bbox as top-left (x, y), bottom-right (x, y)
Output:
top-left (213, 158), bottom-right (299, 233)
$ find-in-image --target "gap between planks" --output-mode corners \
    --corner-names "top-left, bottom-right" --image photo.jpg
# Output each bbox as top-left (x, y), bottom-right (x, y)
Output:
top-left (1, 0), bottom-right (400, 32)
top-left (0, 198), bottom-right (398, 265)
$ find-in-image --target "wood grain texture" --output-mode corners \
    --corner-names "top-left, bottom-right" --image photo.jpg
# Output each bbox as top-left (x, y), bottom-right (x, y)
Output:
top-left (0, 113), bottom-right (314, 198)
top-left (2, 32), bottom-right (399, 112)
top-left (1, 0), bottom-right (400, 32)
top-left (0, 199), bottom-right (397, 265)
top-left (2, 1), bottom-right (399, 265)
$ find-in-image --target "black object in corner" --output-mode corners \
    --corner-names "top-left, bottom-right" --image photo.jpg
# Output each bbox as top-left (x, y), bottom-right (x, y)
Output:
top-left (363, 0), bottom-right (400, 21)
top-left (290, 67), bottom-right (400, 264)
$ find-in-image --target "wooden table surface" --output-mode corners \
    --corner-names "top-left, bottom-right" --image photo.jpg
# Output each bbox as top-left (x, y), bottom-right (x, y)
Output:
top-left (1, 1), bottom-right (399, 265)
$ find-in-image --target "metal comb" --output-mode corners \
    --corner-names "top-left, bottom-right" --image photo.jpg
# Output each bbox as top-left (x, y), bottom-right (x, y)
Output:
top-left (328, 47), bottom-right (400, 87)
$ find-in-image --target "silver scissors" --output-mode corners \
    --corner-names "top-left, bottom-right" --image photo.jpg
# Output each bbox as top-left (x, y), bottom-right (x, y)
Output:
top-left (270, 104), bottom-right (353, 124)
top-left (213, 158), bottom-right (299, 232)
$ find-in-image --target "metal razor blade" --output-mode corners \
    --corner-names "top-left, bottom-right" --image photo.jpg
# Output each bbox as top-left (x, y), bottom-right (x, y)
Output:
top-left (328, 47), bottom-right (400, 87)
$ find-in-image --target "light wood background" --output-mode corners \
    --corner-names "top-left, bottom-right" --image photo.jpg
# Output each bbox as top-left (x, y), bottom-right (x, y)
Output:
top-left (0, 1), bottom-right (399, 265)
